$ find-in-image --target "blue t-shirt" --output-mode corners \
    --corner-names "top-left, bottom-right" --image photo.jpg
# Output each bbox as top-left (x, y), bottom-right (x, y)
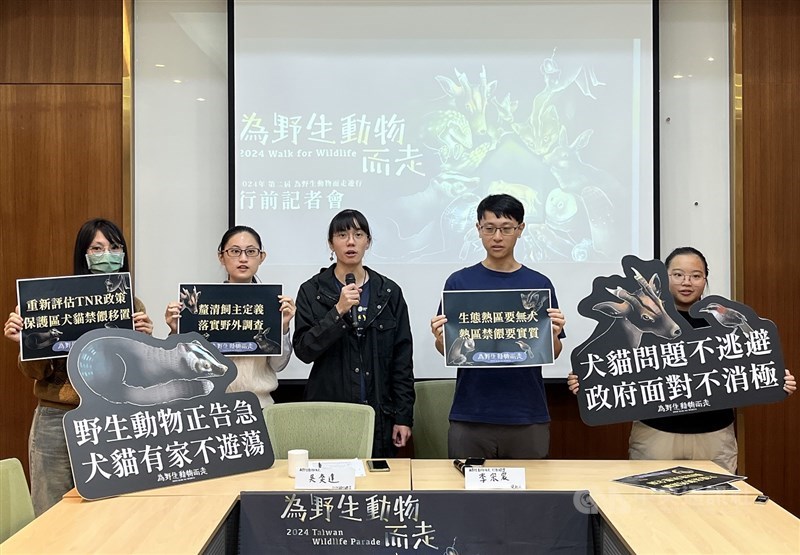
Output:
top-left (442, 263), bottom-right (564, 425)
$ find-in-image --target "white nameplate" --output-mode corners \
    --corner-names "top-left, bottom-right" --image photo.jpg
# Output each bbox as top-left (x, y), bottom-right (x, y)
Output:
top-left (465, 467), bottom-right (526, 490)
top-left (295, 467), bottom-right (356, 490)
top-left (308, 458), bottom-right (366, 477)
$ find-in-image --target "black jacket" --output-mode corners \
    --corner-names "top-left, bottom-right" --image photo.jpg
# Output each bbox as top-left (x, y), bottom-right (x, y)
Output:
top-left (293, 265), bottom-right (415, 457)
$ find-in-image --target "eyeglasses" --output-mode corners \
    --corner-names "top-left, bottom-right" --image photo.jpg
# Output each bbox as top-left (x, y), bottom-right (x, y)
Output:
top-left (478, 225), bottom-right (520, 237)
top-left (221, 247), bottom-right (262, 258)
top-left (87, 245), bottom-right (124, 255)
top-left (333, 230), bottom-right (368, 241)
top-left (669, 271), bottom-right (706, 284)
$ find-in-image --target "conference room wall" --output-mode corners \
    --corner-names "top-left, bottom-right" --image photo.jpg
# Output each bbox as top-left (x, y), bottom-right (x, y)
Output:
top-left (0, 0), bottom-right (126, 482)
top-left (0, 0), bottom-right (796, 517)
top-left (131, 0), bottom-right (731, 446)
top-left (736, 0), bottom-right (800, 519)
top-left (132, 0), bottom-right (800, 517)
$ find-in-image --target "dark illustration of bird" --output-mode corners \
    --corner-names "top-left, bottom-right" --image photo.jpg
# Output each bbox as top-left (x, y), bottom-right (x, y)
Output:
top-left (444, 538), bottom-right (460, 555)
top-left (700, 303), bottom-right (754, 336)
top-left (516, 340), bottom-right (536, 360)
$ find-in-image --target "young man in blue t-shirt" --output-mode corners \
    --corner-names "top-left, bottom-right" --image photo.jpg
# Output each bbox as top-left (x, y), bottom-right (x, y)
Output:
top-left (431, 193), bottom-right (566, 459)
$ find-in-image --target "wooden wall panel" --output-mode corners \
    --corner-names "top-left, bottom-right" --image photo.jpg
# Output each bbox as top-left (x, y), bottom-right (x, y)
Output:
top-left (0, 0), bottom-right (123, 481)
top-left (548, 385), bottom-right (630, 459)
top-left (274, 383), bottom-right (632, 460)
top-left (0, 83), bottom-right (123, 476)
top-left (740, 0), bottom-right (800, 518)
top-left (0, 0), bottom-right (121, 84)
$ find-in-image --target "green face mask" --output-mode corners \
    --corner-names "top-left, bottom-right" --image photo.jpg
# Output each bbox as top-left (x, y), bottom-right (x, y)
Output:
top-left (85, 252), bottom-right (125, 273)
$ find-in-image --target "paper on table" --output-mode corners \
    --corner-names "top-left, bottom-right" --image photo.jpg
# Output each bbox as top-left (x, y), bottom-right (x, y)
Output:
top-left (308, 458), bottom-right (366, 477)
top-left (613, 466), bottom-right (746, 495)
top-left (692, 482), bottom-right (740, 493)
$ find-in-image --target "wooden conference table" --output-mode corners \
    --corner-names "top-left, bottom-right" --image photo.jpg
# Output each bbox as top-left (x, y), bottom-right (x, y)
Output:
top-left (590, 491), bottom-right (800, 554)
top-left (410, 458), bottom-right (762, 494)
top-left (59, 459), bottom-right (413, 498)
top-left (2, 459), bottom-right (798, 554)
top-left (2, 459), bottom-right (411, 554)
top-left (410, 460), bottom-right (798, 554)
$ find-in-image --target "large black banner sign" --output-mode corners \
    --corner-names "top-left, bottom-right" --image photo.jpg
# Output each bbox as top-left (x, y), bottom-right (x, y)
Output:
top-left (176, 283), bottom-right (283, 356)
top-left (442, 289), bottom-right (554, 367)
top-left (17, 273), bottom-right (135, 361)
top-left (240, 491), bottom-right (594, 554)
top-left (64, 329), bottom-right (274, 500)
top-left (572, 256), bottom-right (786, 426)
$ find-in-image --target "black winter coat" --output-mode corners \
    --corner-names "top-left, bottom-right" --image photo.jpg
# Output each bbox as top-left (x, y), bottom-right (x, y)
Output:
top-left (293, 265), bottom-right (415, 457)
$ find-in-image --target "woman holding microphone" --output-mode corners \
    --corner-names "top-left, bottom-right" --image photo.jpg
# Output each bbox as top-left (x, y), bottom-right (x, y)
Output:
top-left (292, 209), bottom-right (415, 458)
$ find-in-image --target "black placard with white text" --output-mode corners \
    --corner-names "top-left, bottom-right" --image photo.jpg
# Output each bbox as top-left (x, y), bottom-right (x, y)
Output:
top-left (17, 273), bottom-right (135, 361)
top-left (442, 289), bottom-right (554, 367)
top-left (64, 329), bottom-right (274, 500)
top-left (176, 283), bottom-right (283, 356)
top-left (571, 256), bottom-right (787, 426)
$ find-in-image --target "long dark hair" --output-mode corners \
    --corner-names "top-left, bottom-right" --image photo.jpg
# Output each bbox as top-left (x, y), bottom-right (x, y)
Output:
top-left (327, 209), bottom-right (372, 243)
top-left (73, 219), bottom-right (130, 275)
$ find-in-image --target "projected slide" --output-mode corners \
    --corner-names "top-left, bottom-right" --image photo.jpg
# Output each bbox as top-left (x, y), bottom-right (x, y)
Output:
top-left (233, 1), bottom-right (655, 379)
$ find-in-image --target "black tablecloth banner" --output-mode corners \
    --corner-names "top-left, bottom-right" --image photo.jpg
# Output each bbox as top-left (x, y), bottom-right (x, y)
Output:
top-left (240, 490), bottom-right (594, 554)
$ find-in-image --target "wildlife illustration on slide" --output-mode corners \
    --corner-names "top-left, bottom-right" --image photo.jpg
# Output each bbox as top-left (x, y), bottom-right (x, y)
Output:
top-left (571, 255), bottom-right (787, 426)
top-left (380, 49), bottom-right (627, 265)
top-left (237, 43), bottom-right (636, 266)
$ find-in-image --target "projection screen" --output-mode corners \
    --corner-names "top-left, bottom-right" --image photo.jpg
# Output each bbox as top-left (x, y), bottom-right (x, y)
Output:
top-left (231, 0), bottom-right (656, 379)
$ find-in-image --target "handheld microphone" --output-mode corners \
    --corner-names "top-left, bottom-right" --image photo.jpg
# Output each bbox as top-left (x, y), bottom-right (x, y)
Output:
top-left (345, 273), bottom-right (358, 328)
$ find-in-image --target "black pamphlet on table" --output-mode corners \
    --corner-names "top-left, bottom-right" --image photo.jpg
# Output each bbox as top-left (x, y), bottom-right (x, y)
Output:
top-left (614, 466), bottom-right (746, 495)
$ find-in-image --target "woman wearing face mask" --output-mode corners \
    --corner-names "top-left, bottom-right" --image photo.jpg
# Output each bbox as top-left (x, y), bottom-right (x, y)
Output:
top-left (164, 225), bottom-right (295, 409)
top-left (293, 209), bottom-right (415, 458)
top-left (3, 218), bottom-right (153, 515)
top-left (567, 247), bottom-right (795, 473)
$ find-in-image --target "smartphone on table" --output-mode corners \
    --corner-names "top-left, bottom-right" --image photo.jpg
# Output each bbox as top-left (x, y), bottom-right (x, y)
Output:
top-left (367, 459), bottom-right (390, 472)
